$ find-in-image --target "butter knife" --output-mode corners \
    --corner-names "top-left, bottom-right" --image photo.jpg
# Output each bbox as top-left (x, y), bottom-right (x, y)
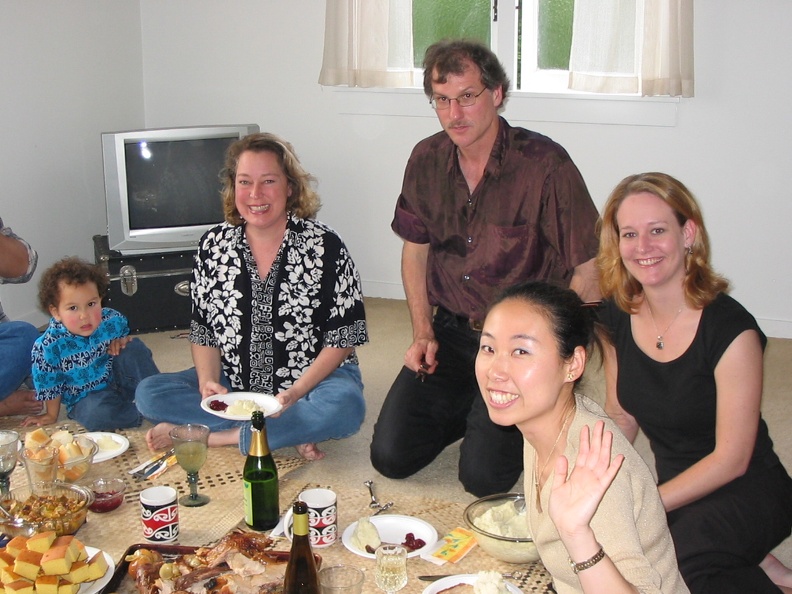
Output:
top-left (418, 575), bottom-right (457, 582)
top-left (128, 448), bottom-right (174, 478)
top-left (419, 571), bottom-right (524, 582)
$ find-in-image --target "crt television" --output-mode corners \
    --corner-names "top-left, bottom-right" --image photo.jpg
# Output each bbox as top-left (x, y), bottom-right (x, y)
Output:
top-left (101, 123), bottom-right (260, 255)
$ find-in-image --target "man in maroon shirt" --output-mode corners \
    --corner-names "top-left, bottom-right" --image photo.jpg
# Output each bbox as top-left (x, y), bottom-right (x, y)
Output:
top-left (370, 40), bottom-right (600, 496)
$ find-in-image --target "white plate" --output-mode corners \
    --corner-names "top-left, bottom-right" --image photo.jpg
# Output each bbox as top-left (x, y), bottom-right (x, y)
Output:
top-left (341, 515), bottom-right (438, 559)
top-left (421, 575), bottom-right (522, 594)
top-left (201, 392), bottom-right (282, 421)
top-left (80, 546), bottom-right (114, 594)
top-left (82, 432), bottom-right (130, 463)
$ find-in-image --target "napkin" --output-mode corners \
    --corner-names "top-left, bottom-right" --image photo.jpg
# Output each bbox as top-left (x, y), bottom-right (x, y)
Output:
top-left (146, 455), bottom-right (177, 479)
top-left (128, 451), bottom-right (177, 479)
top-left (420, 527), bottom-right (477, 565)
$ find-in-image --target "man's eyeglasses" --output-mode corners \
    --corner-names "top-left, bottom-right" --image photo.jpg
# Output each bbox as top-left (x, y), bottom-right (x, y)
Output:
top-left (430, 88), bottom-right (488, 110)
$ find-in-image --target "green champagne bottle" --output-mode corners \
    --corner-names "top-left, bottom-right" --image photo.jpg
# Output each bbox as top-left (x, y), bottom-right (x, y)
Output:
top-left (283, 501), bottom-right (319, 593)
top-left (243, 410), bottom-right (279, 530)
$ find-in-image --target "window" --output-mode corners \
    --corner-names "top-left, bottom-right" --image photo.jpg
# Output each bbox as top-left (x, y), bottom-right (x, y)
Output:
top-left (319, 0), bottom-right (693, 98)
top-left (411, 0), bottom-right (577, 93)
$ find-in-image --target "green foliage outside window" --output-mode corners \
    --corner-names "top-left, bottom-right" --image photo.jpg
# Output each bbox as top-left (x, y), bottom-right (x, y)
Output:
top-left (538, 0), bottom-right (574, 70)
top-left (411, 0), bottom-right (574, 87)
top-left (412, 0), bottom-right (491, 67)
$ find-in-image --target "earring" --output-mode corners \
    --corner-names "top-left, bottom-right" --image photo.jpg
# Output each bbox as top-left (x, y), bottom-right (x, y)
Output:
top-left (567, 372), bottom-right (574, 381)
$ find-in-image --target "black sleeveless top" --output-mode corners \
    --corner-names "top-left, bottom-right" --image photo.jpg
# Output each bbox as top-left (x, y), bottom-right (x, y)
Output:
top-left (599, 293), bottom-right (780, 484)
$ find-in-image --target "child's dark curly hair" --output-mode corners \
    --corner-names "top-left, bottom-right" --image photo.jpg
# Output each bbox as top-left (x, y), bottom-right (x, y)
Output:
top-left (38, 257), bottom-right (108, 314)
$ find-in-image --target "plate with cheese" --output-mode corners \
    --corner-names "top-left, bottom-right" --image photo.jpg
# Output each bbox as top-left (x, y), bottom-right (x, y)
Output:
top-left (81, 433), bottom-right (129, 463)
top-left (341, 515), bottom-right (437, 559)
top-left (421, 573), bottom-right (522, 594)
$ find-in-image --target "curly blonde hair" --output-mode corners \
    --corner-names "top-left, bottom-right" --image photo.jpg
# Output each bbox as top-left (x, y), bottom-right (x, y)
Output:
top-left (220, 132), bottom-right (321, 225)
top-left (596, 172), bottom-right (729, 313)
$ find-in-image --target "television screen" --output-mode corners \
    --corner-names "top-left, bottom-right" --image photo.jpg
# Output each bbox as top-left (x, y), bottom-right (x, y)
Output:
top-left (124, 137), bottom-right (231, 231)
top-left (102, 124), bottom-right (259, 254)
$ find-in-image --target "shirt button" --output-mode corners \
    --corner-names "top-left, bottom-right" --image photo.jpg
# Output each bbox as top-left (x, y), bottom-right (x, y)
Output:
top-left (467, 236), bottom-right (473, 243)
top-left (463, 275), bottom-right (470, 281)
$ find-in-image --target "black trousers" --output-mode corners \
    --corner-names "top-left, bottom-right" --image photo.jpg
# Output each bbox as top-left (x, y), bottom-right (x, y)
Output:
top-left (668, 461), bottom-right (792, 594)
top-left (370, 307), bottom-right (524, 497)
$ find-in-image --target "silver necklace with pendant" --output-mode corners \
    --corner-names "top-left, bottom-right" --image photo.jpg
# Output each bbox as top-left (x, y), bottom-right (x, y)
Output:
top-left (646, 301), bottom-right (684, 350)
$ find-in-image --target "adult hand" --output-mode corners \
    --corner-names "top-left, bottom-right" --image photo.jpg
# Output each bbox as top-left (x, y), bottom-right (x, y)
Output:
top-left (199, 381), bottom-right (228, 400)
top-left (404, 336), bottom-right (439, 374)
top-left (548, 421), bottom-right (624, 539)
top-left (107, 336), bottom-right (132, 356)
top-left (0, 390), bottom-right (43, 417)
top-left (272, 387), bottom-right (301, 416)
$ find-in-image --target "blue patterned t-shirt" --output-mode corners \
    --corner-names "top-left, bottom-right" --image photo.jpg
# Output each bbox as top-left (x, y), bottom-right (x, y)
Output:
top-left (31, 308), bottom-right (128, 412)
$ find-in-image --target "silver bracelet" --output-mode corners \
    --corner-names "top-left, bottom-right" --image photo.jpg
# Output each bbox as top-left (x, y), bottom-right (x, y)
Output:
top-left (570, 546), bottom-right (605, 574)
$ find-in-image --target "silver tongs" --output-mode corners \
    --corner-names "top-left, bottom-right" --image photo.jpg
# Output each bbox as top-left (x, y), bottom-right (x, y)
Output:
top-left (129, 448), bottom-right (175, 479)
top-left (363, 480), bottom-right (394, 515)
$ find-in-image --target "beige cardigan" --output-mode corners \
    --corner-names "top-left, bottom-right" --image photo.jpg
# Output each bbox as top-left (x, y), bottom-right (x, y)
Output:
top-left (524, 395), bottom-right (690, 594)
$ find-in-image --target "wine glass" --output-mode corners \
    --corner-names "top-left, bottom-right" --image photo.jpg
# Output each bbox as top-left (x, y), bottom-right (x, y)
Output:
top-left (374, 544), bottom-right (408, 594)
top-left (0, 431), bottom-right (19, 497)
top-left (169, 424), bottom-right (210, 507)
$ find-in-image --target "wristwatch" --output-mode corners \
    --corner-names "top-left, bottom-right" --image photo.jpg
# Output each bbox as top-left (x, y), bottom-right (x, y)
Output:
top-left (570, 546), bottom-right (605, 574)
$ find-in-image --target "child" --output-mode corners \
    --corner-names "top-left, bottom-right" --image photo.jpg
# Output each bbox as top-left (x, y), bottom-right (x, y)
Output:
top-left (23, 257), bottom-right (159, 431)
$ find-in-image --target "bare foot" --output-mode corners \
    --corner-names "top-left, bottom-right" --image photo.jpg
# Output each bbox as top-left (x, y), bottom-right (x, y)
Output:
top-left (295, 443), bottom-right (325, 461)
top-left (760, 553), bottom-right (792, 588)
top-left (0, 390), bottom-right (44, 417)
top-left (146, 423), bottom-right (176, 452)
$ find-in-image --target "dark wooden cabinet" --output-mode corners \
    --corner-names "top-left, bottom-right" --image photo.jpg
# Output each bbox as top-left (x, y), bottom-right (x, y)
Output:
top-left (93, 235), bottom-right (194, 333)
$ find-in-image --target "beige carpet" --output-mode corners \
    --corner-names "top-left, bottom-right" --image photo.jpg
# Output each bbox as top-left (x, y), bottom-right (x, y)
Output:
top-left (136, 297), bottom-right (792, 566)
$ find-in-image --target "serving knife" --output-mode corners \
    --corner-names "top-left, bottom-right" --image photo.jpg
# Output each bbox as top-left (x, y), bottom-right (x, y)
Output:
top-left (418, 571), bottom-right (524, 582)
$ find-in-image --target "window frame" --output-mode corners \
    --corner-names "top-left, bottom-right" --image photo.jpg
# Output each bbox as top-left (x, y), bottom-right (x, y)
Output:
top-left (323, 0), bottom-right (681, 128)
top-left (327, 87), bottom-right (679, 128)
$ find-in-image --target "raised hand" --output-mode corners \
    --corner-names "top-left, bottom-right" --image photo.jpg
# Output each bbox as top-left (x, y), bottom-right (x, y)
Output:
top-left (548, 420), bottom-right (624, 538)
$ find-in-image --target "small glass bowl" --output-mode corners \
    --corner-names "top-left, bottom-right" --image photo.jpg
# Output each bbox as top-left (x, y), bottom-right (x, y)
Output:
top-left (463, 492), bottom-right (540, 564)
top-left (87, 477), bottom-right (126, 513)
top-left (57, 436), bottom-right (98, 483)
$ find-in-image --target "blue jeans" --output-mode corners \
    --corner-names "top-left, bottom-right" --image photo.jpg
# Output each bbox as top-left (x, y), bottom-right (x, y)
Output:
top-left (69, 338), bottom-right (159, 431)
top-left (135, 364), bottom-right (365, 455)
top-left (0, 321), bottom-right (39, 399)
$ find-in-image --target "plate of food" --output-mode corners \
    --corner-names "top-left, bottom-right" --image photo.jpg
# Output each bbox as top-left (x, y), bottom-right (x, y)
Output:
top-left (82, 432), bottom-right (130, 463)
top-left (201, 392), bottom-right (282, 421)
top-left (81, 547), bottom-right (114, 594)
top-left (421, 573), bottom-right (522, 594)
top-left (104, 533), bottom-right (318, 594)
top-left (342, 515), bottom-right (438, 559)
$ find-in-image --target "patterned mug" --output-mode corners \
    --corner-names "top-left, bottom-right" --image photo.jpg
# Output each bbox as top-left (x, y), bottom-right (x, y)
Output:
top-left (140, 486), bottom-right (179, 543)
top-left (286, 488), bottom-right (338, 548)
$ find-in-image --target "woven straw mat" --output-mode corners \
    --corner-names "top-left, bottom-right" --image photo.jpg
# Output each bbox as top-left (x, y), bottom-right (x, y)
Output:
top-left (3, 421), bottom-right (554, 593)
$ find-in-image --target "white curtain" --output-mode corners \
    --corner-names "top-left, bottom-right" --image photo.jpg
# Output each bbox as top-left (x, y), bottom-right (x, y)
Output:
top-left (568, 0), bottom-right (694, 97)
top-left (320, 0), bottom-right (693, 97)
top-left (318, 0), bottom-right (417, 88)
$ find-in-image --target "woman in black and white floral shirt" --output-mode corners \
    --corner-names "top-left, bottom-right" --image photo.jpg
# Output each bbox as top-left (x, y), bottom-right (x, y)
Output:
top-left (136, 133), bottom-right (368, 460)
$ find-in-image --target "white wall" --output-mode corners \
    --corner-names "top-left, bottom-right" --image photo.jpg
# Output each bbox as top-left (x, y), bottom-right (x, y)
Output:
top-left (0, 1), bottom-right (145, 327)
top-left (3, 1), bottom-right (792, 337)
